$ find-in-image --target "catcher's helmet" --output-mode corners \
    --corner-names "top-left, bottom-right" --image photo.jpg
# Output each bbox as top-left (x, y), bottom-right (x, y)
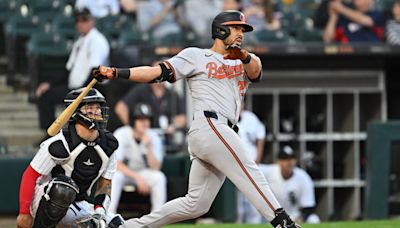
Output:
top-left (64, 88), bottom-right (109, 130)
top-left (212, 10), bottom-right (253, 40)
top-left (129, 103), bottom-right (153, 126)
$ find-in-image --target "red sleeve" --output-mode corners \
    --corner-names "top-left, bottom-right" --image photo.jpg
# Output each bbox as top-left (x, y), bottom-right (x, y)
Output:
top-left (19, 165), bottom-right (41, 214)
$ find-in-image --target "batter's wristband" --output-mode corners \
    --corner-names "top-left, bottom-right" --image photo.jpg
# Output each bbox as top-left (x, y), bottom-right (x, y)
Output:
top-left (241, 53), bottom-right (251, 64)
top-left (116, 68), bottom-right (130, 79)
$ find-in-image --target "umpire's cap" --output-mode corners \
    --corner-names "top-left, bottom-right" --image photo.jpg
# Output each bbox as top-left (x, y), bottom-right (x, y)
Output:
top-left (212, 10), bottom-right (254, 40)
top-left (278, 145), bottom-right (297, 160)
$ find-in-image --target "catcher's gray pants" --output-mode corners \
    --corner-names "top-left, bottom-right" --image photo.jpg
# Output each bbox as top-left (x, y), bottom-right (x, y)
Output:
top-left (125, 112), bottom-right (281, 227)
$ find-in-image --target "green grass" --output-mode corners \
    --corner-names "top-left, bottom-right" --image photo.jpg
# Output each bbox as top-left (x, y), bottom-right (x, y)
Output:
top-left (165, 220), bottom-right (400, 228)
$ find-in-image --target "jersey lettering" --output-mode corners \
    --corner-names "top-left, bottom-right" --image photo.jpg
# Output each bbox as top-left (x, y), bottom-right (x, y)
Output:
top-left (206, 62), bottom-right (244, 80)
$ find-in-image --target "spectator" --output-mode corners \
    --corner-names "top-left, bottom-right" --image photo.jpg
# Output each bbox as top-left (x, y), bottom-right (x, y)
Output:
top-left (243, 0), bottom-right (281, 31)
top-left (120, 0), bottom-right (138, 19)
top-left (35, 8), bottom-right (110, 133)
top-left (323, 0), bottom-right (385, 43)
top-left (110, 103), bottom-right (166, 213)
top-left (386, 0), bottom-right (400, 45)
top-left (75, 0), bottom-right (120, 18)
top-left (223, 0), bottom-right (242, 11)
top-left (314, 0), bottom-right (353, 29)
top-left (137, 0), bottom-right (186, 39)
top-left (114, 61), bottom-right (186, 133)
top-left (184, 0), bottom-right (223, 41)
top-left (260, 146), bottom-right (320, 224)
top-left (236, 105), bottom-right (266, 224)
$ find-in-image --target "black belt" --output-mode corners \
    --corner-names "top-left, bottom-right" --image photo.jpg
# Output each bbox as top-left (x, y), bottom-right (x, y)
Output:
top-left (203, 111), bottom-right (239, 133)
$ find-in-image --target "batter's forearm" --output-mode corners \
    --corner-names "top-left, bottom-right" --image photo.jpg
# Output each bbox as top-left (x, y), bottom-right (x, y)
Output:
top-left (244, 53), bottom-right (262, 80)
top-left (127, 66), bottom-right (163, 82)
top-left (93, 64), bottom-right (174, 83)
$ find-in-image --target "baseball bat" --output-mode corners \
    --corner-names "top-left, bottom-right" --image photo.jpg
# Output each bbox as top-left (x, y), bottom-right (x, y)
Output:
top-left (47, 78), bottom-right (98, 136)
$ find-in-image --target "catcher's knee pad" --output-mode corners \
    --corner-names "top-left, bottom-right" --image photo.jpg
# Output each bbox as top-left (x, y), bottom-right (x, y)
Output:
top-left (32, 175), bottom-right (79, 228)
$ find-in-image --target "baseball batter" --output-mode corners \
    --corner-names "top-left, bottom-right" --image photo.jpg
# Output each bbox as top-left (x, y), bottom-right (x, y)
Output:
top-left (92, 10), bottom-right (300, 228)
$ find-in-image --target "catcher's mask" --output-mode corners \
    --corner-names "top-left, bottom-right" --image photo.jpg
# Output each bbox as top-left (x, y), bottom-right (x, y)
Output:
top-left (211, 10), bottom-right (253, 40)
top-left (64, 88), bottom-right (109, 130)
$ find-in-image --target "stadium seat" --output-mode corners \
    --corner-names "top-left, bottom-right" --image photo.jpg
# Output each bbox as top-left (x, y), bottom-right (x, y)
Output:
top-left (97, 15), bottom-right (136, 48)
top-left (5, 13), bottom-right (45, 79)
top-left (52, 14), bottom-right (76, 41)
top-left (293, 16), bottom-right (323, 41)
top-left (254, 29), bottom-right (290, 43)
top-left (281, 13), bottom-right (312, 37)
top-left (26, 32), bottom-right (69, 56)
top-left (97, 14), bottom-right (135, 37)
top-left (26, 32), bottom-right (70, 101)
top-left (0, 0), bottom-right (21, 56)
top-left (297, 0), bottom-right (321, 18)
top-left (151, 33), bottom-right (186, 46)
top-left (375, 0), bottom-right (392, 12)
top-left (28, 0), bottom-right (66, 21)
top-left (118, 29), bottom-right (146, 47)
top-left (298, 28), bottom-right (324, 42)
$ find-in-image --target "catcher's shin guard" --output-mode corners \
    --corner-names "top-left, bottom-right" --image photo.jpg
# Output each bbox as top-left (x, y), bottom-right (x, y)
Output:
top-left (108, 214), bottom-right (125, 228)
top-left (32, 176), bottom-right (79, 228)
top-left (270, 208), bottom-right (301, 228)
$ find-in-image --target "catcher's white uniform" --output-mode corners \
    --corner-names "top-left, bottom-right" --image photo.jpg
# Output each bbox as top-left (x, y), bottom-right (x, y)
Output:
top-left (30, 129), bottom-right (118, 226)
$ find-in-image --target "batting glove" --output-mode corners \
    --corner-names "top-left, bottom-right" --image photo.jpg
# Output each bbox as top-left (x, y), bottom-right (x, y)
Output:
top-left (92, 66), bottom-right (117, 81)
top-left (223, 44), bottom-right (251, 64)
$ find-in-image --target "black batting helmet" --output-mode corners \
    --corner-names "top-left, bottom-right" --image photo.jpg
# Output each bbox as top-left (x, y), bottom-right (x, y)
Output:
top-left (212, 10), bottom-right (253, 40)
top-left (64, 88), bottom-right (109, 130)
top-left (129, 103), bottom-right (153, 126)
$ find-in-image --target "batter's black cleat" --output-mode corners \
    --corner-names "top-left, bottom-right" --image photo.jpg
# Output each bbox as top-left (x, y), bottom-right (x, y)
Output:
top-left (270, 208), bottom-right (301, 228)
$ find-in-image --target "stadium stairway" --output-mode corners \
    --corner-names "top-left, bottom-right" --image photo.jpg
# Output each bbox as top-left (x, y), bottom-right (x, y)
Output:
top-left (0, 73), bottom-right (43, 156)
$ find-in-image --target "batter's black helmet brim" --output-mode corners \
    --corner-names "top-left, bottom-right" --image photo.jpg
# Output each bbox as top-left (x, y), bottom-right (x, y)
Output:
top-left (222, 21), bottom-right (253, 32)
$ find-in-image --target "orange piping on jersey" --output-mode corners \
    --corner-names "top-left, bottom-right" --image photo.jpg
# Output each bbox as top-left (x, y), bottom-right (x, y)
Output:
top-left (206, 117), bottom-right (276, 212)
top-left (164, 61), bottom-right (176, 82)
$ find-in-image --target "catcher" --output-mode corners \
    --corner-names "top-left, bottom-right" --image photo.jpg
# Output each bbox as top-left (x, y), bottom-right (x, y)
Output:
top-left (17, 88), bottom-right (124, 228)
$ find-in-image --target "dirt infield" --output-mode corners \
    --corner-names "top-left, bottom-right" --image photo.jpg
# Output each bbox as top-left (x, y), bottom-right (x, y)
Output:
top-left (0, 216), bottom-right (15, 228)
